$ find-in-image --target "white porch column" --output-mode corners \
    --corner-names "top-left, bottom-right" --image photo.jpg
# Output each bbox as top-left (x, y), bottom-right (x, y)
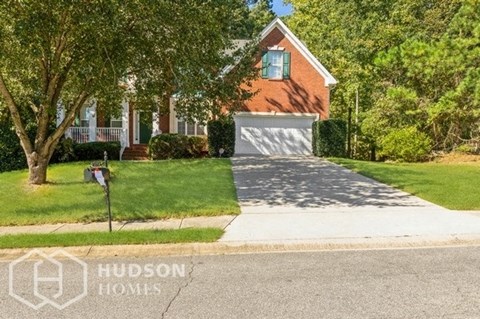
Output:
top-left (169, 97), bottom-right (177, 133)
top-left (87, 100), bottom-right (97, 142)
top-left (56, 103), bottom-right (65, 127)
top-left (152, 112), bottom-right (161, 137)
top-left (121, 99), bottom-right (130, 147)
top-left (57, 102), bottom-right (72, 139)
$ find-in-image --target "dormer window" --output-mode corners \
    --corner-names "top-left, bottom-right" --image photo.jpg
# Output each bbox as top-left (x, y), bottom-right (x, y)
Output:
top-left (261, 48), bottom-right (291, 80)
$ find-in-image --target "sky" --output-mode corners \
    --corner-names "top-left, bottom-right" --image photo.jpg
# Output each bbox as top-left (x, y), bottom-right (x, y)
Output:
top-left (272, 0), bottom-right (293, 17)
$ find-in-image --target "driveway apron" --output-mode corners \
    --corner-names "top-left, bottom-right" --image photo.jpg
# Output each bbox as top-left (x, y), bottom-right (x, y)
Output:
top-left (220, 156), bottom-right (480, 243)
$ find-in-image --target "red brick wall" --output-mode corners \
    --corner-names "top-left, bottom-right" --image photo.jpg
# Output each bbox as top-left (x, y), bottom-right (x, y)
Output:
top-left (97, 110), bottom-right (107, 127)
top-left (242, 27), bottom-right (330, 119)
top-left (159, 115), bottom-right (169, 133)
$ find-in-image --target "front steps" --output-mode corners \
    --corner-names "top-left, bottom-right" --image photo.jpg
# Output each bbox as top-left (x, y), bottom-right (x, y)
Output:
top-left (122, 144), bottom-right (148, 160)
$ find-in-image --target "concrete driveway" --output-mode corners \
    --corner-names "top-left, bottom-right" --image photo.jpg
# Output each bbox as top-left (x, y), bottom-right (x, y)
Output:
top-left (220, 156), bottom-right (480, 244)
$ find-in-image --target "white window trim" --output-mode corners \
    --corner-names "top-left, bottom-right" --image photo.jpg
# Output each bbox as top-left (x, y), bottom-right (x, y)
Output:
top-left (176, 118), bottom-right (206, 136)
top-left (110, 115), bottom-right (123, 128)
top-left (267, 45), bottom-right (285, 51)
top-left (133, 110), bottom-right (140, 144)
top-left (268, 50), bottom-right (284, 80)
top-left (78, 105), bottom-right (89, 127)
top-left (169, 98), bottom-right (207, 136)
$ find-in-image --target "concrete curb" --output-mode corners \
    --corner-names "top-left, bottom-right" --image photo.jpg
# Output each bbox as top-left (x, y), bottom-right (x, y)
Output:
top-left (2, 234), bottom-right (480, 261)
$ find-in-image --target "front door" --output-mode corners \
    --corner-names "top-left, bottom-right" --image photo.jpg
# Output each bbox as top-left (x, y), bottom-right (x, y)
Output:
top-left (139, 112), bottom-right (152, 144)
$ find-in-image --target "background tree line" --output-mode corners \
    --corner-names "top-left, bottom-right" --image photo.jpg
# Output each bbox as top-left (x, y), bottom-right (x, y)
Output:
top-left (287, 0), bottom-right (479, 161)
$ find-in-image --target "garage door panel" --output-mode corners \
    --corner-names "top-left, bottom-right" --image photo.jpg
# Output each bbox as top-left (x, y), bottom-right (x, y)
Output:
top-left (257, 118), bottom-right (305, 128)
top-left (234, 115), bottom-right (314, 155)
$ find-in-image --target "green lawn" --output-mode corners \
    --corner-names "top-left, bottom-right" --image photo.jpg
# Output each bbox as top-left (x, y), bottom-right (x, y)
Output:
top-left (0, 228), bottom-right (224, 249)
top-left (0, 159), bottom-right (239, 226)
top-left (330, 158), bottom-right (480, 210)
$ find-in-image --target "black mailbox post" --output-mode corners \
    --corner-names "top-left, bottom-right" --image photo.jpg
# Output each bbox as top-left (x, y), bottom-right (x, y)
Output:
top-left (84, 157), bottom-right (113, 232)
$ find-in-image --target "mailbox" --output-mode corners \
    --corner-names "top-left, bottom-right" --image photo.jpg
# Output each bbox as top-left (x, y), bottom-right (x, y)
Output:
top-left (83, 152), bottom-right (113, 232)
top-left (84, 167), bottom-right (110, 184)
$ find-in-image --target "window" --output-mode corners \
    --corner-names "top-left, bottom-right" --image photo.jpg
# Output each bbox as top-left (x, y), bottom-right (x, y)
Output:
top-left (268, 51), bottom-right (283, 79)
top-left (110, 115), bottom-right (123, 128)
top-left (177, 118), bottom-right (205, 136)
top-left (262, 50), bottom-right (291, 80)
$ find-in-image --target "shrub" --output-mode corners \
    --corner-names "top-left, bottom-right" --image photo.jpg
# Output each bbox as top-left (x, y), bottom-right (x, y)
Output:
top-left (148, 134), bottom-right (194, 160)
top-left (51, 137), bottom-right (77, 163)
top-left (186, 136), bottom-right (208, 158)
top-left (378, 127), bottom-right (432, 162)
top-left (74, 141), bottom-right (121, 161)
top-left (149, 134), bottom-right (188, 159)
top-left (0, 120), bottom-right (48, 172)
top-left (207, 119), bottom-right (235, 157)
top-left (352, 135), bottom-right (377, 161)
top-left (455, 143), bottom-right (478, 155)
top-left (0, 122), bottom-right (27, 172)
top-left (312, 119), bottom-right (347, 157)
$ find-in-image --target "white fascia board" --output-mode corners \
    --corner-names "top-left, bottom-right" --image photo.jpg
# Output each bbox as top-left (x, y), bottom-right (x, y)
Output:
top-left (234, 111), bottom-right (319, 120)
top-left (259, 18), bottom-right (338, 87)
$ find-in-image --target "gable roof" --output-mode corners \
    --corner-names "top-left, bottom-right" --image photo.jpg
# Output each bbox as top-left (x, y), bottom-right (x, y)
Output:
top-left (260, 17), bottom-right (337, 87)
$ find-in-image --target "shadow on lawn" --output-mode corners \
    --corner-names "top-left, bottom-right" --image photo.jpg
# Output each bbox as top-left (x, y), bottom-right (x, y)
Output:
top-left (333, 159), bottom-right (429, 195)
top-left (44, 180), bottom-right (85, 186)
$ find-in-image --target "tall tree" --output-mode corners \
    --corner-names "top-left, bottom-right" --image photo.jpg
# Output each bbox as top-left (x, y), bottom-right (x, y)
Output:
top-left (0, 0), bottom-right (257, 184)
top-left (286, 0), bottom-right (461, 118)
top-left (249, 0), bottom-right (276, 36)
top-left (366, 0), bottom-right (480, 150)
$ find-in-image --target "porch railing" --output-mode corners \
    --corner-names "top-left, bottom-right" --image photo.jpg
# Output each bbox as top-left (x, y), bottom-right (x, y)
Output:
top-left (67, 127), bottom-right (127, 144)
top-left (96, 127), bottom-right (124, 142)
top-left (67, 127), bottom-right (90, 144)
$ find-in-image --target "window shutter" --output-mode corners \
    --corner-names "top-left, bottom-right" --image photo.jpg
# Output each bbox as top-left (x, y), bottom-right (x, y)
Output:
top-left (283, 52), bottom-right (291, 79)
top-left (261, 51), bottom-right (269, 78)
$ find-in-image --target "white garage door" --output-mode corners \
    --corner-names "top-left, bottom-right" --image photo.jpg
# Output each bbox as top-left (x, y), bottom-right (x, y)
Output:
top-left (234, 114), bottom-right (316, 155)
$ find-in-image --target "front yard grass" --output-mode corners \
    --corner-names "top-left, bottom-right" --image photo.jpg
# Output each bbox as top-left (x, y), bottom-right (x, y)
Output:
top-left (0, 159), bottom-right (239, 226)
top-left (330, 158), bottom-right (480, 210)
top-left (0, 228), bottom-right (224, 249)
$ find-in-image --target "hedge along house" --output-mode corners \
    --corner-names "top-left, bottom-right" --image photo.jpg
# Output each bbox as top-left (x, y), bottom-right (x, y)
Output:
top-left (56, 17), bottom-right (336, 159)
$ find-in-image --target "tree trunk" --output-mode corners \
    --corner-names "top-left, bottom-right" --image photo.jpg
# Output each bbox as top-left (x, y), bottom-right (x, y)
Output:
top-left (27, 151), bottom-right (51, 185)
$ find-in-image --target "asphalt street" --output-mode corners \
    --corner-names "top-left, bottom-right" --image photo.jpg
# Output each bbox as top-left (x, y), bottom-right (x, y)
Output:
top-left (1, 246), bottom-right (480, 318)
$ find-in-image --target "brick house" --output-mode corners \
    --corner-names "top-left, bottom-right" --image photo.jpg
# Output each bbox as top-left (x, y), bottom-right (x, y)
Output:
top-left (60, 18), bottom-right (336, 158)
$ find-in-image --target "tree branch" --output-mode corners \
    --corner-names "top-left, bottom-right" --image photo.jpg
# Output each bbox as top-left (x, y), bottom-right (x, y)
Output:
top-left (0, 72), bottom-right (33, 154)
top-left (45, 79), bottom-right (93, 150)
top-left (51, 59), bottom-right (74, 107)
top-left (39, 58), bottom-right (49, 94)
top-left (29, 101), bottom-right (39, 114)
top-left (53, 31), bottom-right (69, 69)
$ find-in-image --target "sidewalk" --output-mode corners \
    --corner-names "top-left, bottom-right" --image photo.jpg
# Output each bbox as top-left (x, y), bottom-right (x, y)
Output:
top-left (0, 215), bottom-right (236, 235)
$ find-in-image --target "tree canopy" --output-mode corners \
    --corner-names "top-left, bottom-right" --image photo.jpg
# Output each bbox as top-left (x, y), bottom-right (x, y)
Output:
top-left (369, 0), bottom-right (480, 150)
top-left (287, 0), bottom-right (478, 160)
top-left (0, 0), bottom-right (258, 184)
